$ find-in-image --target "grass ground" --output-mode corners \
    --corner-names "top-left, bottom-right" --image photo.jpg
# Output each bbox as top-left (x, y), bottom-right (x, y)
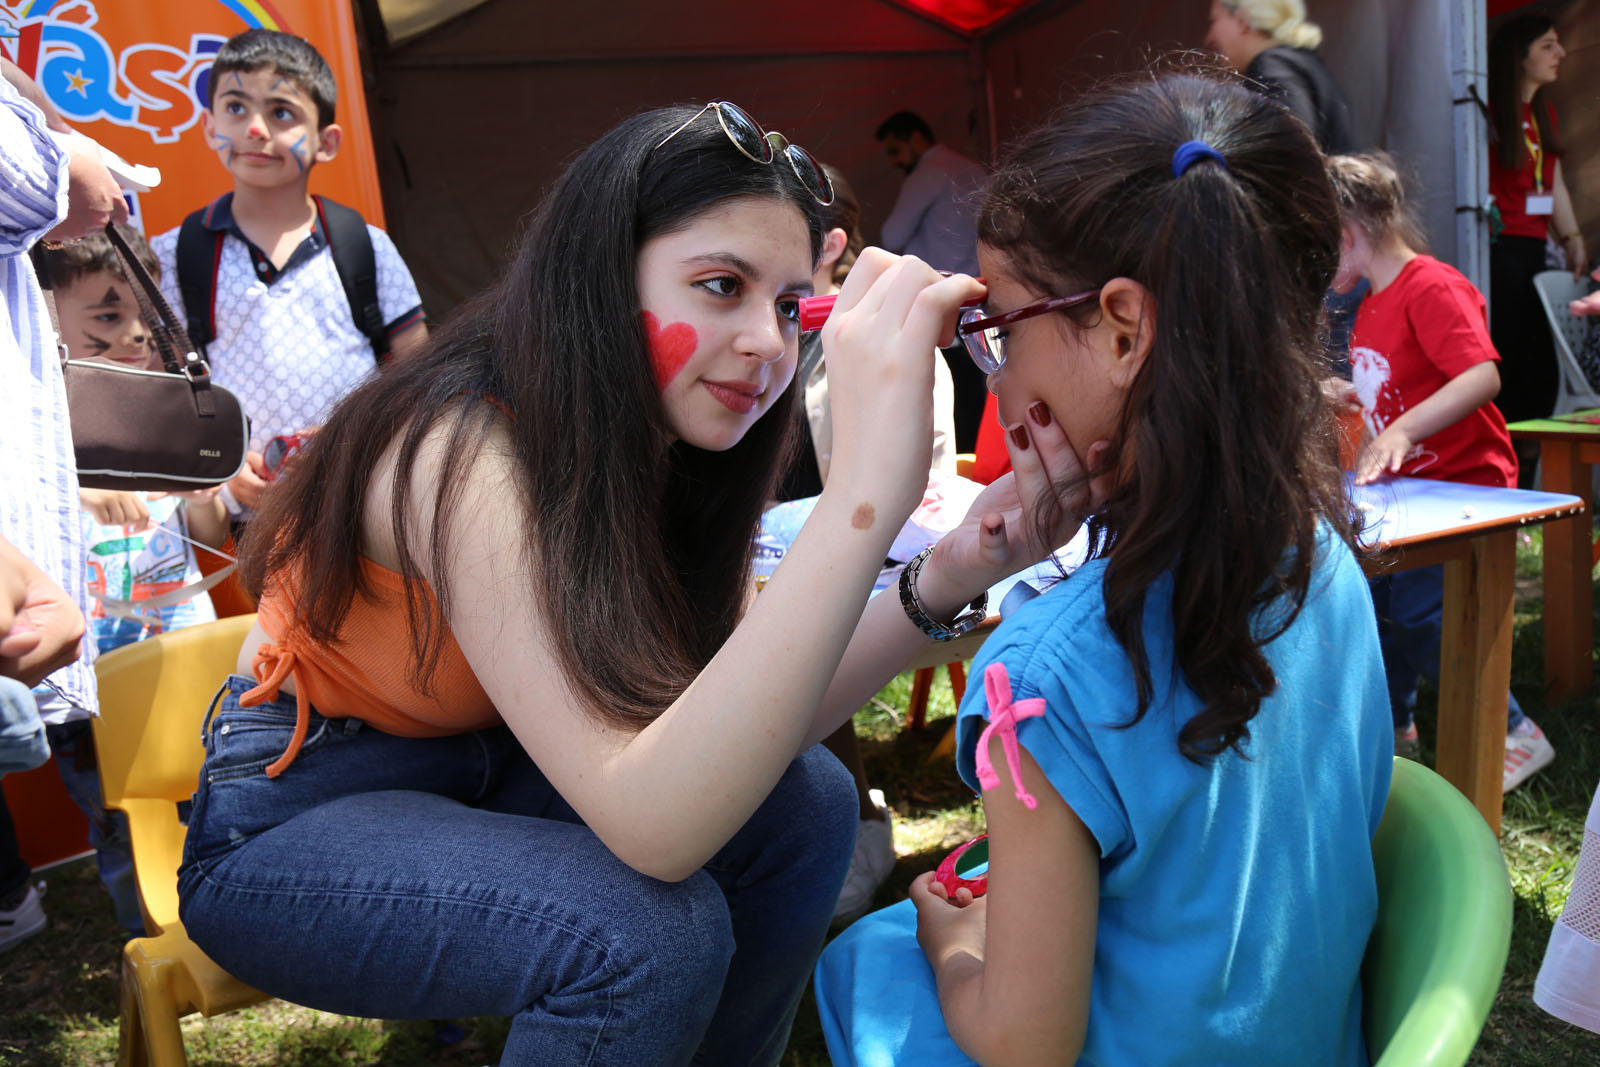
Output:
top-left (2, 531), bottom-right (1600, 1065)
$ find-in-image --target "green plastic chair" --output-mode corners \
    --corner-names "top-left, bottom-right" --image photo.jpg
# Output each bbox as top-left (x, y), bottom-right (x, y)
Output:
top-left (1364, 757), bottom-right (1512, 1066)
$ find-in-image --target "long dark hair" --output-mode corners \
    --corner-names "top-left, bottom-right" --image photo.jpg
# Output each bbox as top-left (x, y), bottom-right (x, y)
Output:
top-left (1489, 14), bottom-right (1563, 172)
top-left (241, 104), bottom-right (823, 732)
top-left (978, 71), bottom-right (1352, 762)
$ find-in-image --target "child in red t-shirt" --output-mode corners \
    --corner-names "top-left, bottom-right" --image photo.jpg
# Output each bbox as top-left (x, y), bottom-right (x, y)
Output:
top-left (1326, 152), bottom-right (1552, 793)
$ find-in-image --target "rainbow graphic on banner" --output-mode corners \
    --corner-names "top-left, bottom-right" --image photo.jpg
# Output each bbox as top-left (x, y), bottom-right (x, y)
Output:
top-left (22, 0), bottom-right (288, 30)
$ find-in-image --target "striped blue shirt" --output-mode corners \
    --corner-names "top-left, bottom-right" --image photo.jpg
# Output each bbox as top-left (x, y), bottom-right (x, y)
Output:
top-left (0, 76), bottom-right (96, 721)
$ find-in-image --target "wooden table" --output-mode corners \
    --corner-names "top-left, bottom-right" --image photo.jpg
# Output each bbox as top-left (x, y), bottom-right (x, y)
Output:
top-left (1351, 477), bottom-right (1582, 831)
top-left (1508, 411), bottom-right (1600, 702)
top-left (897, 477), bottom-right (1584, 833)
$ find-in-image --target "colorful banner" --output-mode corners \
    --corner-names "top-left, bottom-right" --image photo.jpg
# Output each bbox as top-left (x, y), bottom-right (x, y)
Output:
top-left (0, 0), bottom-right (384, 236)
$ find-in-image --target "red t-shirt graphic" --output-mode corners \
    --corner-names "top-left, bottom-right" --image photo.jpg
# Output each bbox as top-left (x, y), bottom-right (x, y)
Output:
top-left (1348, 255), bottom-right (1518, 489)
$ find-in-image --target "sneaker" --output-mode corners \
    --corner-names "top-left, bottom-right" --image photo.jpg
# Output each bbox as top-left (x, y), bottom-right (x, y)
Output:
top-left (1504, 719), bottom-right (1556, 794)
top-left (0, 881), bottom-right (46, 953)
top-left (1395, 722), bottom-right (1421, 762)
top-left (832, 789), bottom-right (895, 923)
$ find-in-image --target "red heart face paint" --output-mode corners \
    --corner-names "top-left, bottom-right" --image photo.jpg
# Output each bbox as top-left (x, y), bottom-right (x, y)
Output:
top-left (643, 311), bottom-right (699, 389)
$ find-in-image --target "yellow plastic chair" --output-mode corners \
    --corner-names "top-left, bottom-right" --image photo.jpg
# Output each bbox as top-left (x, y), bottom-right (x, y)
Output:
top-left (92, 614), bottom-right (270, 1067)
top-left (1365, 757), bottom-right (1513, 1066)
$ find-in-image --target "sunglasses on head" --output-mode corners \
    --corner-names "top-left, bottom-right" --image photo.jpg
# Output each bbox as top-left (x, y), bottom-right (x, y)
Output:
top-left (656, 101), bottom-right (834, 206)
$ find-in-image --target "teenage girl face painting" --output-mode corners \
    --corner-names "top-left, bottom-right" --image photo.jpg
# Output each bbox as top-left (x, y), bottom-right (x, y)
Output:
top-left (637, 195), bottom-right (813, 452)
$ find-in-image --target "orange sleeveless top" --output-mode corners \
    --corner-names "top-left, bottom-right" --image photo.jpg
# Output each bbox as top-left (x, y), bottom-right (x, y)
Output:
top-left (244, 557), bottom-right (497, 777)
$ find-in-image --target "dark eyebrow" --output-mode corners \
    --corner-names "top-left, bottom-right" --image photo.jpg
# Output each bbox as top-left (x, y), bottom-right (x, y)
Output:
top-left (686, 251), bottom-right (760, 276)
top-left (684, 252), bottom-right (814, 295)
top-left (216, 87), bottom-right (307, 110)
top-left (88, 286), bottom-right (121, 308)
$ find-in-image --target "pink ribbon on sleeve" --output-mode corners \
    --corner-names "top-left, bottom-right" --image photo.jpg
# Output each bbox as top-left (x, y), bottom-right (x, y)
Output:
top-left (974, 662), bottom-right (1047, 810)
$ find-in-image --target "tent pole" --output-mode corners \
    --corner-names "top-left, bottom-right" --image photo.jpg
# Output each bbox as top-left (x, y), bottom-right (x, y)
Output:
top-left (1451, 0), bottom-right (1490, 295)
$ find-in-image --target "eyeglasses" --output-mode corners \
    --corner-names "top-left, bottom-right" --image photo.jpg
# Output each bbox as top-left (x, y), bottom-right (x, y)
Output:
top-left (957, 289), bottom-right (1103, 373)
top-left (261, 433), bottom-right (306, 482)
top-left (656, 101), bottom-right (834, 206)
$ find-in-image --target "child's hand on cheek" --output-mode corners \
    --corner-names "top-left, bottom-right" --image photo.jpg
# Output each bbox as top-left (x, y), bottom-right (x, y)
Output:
top-left (911, 870), bottom-right (988, 969)
top-left (930, 410), bottom-right (1116, 604)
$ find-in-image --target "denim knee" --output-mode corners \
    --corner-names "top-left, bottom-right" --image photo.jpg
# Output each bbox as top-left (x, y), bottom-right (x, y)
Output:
top-left (771, 744), bottom-right (858, 876)
top-left (591, 868), bottom-right (735, 1006)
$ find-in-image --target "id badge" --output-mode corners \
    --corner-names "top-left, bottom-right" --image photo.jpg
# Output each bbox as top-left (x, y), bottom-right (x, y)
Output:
top-left (1526, 194), bottom-right (1555, 215)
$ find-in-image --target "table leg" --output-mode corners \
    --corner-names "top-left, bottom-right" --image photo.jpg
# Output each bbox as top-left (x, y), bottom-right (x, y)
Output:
top-left (1434, 529), bottom-right (1515, 834)
top-left (1540, 441), bottom-right (1594, 703)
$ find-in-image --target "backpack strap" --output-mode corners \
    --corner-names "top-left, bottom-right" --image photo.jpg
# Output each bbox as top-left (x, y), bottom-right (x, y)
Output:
top-left (314, 195), bottom-right (389, 363)
top-left (174, 206), bottom-right (223, 355)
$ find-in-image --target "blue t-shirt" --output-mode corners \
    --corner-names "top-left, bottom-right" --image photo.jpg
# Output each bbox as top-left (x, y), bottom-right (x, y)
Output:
top-left (953, 531), bottom-right (1391, 1064)
top-left (814, 529), bottom-right (1392, 1067)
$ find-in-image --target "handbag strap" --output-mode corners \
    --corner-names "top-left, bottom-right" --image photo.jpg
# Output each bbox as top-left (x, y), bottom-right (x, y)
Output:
top-left (102, 223), bottom-right (220, 416)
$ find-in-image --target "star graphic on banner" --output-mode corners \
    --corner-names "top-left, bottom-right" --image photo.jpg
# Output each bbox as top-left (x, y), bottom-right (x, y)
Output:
top-left (65, 69), bottom-right (92, 97)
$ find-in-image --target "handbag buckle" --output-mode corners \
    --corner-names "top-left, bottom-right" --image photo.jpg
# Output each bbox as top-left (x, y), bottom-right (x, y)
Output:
top-left (180, 350), bottom-right (212, 382)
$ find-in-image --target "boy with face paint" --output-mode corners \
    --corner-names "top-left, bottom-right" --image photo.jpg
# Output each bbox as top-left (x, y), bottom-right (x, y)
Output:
top-left (40, 223), bottom-right (155, 368)
top-left (150, 30), bottom-right (428, 520)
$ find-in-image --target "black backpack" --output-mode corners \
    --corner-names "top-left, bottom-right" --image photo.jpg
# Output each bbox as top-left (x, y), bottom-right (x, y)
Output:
top-left (174, 194), bottom-right (388, 362)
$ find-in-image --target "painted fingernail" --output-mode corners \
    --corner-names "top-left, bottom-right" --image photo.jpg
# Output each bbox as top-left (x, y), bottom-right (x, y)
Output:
top-left (1010, 424), bottom-right (1030, 450)
top-left (1029, 402), bottom-right (1051, 427)
top-left (985, 520), bottom-right (1003, 537)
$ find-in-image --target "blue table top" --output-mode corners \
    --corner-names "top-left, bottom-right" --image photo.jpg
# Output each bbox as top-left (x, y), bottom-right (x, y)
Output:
top-left (1347, 475), bottom-right (1583, 550)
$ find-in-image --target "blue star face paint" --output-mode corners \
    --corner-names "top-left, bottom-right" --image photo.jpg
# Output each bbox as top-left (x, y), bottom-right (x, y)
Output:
top-left (289, 134), bottom-right (308, 173)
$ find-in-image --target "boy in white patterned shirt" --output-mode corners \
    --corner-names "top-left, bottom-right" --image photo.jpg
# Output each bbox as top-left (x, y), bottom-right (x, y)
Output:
top-left (151, 29), bottom-right (427, 519)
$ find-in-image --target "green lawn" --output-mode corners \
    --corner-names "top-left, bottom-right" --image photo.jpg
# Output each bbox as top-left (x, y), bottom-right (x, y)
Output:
top-left (3, 534), bottom-right (1600, 1065)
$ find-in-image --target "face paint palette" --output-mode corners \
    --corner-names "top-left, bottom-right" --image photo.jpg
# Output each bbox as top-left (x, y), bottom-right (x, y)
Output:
top-left (932, 834), bottom-right (989, 898)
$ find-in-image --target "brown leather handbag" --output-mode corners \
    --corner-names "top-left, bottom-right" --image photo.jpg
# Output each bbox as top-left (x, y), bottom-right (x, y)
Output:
top-left (51, 224), bottom-right (250, 492)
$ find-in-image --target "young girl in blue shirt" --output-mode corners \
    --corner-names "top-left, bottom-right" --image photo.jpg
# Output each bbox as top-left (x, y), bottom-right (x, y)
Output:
top-left (814, 72), bottom-right (1394, 1066)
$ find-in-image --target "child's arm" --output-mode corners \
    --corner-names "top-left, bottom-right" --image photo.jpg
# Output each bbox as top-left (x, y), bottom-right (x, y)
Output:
top-left (79, 489), bottom-right (150, 529)
top-left (912, 738), bottom-right (1098, 1066)
top-left (174, 489), bottom-right (229, 549)
top-left (1353, 361), bottom-right (1501, 485)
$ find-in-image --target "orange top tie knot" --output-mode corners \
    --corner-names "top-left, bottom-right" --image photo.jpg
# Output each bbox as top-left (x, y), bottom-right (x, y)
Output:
top-left (243, 639), bottom-right (310, 778)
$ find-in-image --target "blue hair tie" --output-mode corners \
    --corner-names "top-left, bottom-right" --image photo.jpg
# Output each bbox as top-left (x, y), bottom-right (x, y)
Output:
top-left (1171, 140), bottom-right (1227, 178)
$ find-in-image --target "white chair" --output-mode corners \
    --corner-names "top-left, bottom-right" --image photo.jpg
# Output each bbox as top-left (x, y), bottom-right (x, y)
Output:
top-left (1530, 270), bottom-right (1600, 415)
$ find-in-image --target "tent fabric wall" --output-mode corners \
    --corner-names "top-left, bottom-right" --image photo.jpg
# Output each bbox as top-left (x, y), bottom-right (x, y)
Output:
top-left (982, 0), bottom-right (1466, 267)
top-left (368, 0), bottom-right (1490, 315)
top-left (1553, 0), bottom-right (1600, 252)
top-left (372, 0), bottom-right (981, 312)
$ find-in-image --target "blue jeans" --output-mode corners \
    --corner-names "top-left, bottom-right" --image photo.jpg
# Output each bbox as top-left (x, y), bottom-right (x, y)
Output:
top-left (1370, 565), bottom-right (1526, 733)
top-left (178, 677), bottom-right (857, 1066)
top-left (46, 719), bottom-right (144, 934)
top-left (0, 675), bottom-right (48, 777)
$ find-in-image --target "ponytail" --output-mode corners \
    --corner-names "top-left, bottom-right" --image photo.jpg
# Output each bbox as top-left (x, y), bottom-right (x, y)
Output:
top-left (979, 71), bottom-right (1350, 762)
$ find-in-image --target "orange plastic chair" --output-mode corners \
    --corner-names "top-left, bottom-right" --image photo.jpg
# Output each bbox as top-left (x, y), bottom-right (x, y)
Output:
top-left (92, 614), bottom-right (270, 1067)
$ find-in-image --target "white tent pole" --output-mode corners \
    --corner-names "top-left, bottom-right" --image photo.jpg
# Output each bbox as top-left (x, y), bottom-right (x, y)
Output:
top-left (1451, 0), bottom-right (1490, 295)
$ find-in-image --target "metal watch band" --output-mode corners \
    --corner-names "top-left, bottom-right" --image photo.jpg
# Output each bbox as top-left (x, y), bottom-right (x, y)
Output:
top-left (899, 546), bottom-right (988, 642)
